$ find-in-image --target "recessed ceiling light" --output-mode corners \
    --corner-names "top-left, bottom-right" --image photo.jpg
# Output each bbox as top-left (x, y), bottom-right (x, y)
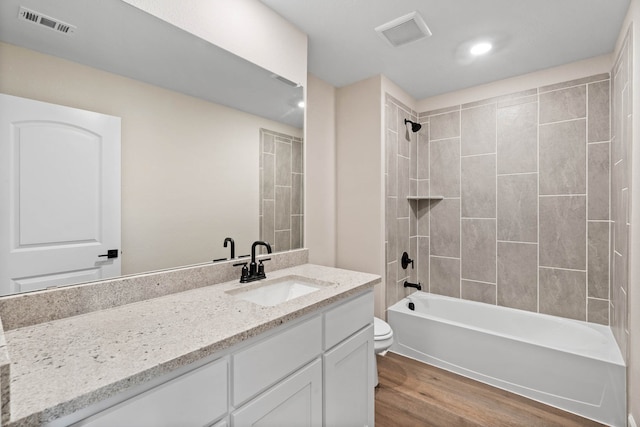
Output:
top-left (297, 101), bottom-right (305, 109)
top-left (470, 42), bottom-right (492, 56)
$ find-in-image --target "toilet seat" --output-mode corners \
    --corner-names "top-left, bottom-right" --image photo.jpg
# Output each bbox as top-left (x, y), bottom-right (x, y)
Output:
top-left (374, 317), bottom-right (393, 341)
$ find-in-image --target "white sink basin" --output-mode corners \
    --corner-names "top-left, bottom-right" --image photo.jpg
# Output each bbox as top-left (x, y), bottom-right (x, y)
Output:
top-left (230, 277), bottom-right (328, 306)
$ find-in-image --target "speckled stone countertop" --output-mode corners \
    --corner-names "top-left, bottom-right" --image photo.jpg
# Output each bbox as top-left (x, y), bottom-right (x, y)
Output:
top-left (2, 264), bottom-right (379, 426)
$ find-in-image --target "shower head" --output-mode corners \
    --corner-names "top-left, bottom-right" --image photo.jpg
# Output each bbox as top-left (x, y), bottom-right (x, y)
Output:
top-left (404, 119), bottom-right (422, 132)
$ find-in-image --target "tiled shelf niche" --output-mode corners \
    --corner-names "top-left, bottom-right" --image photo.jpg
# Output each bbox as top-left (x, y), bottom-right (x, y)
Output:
top-left (406, 196), bottom-right (444, 201)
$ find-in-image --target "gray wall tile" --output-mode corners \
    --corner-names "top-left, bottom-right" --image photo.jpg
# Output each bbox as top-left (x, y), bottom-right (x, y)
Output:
top-left (386, 129), bottom-right (398, 197)
top-left (539, 85), bottom-right (586, 123)
top-left (418, 236), bottom-right (429, 290)
top-left (588, 81), bottom-right (610, 142)
top-left (398, 111), bottom-right (412, 157)
top-left (588, 222), bottom-right (609, 299)
top-left (539, 268), bottom-right (586, 321)
top-left (397, 218), bottom-right (410, 280)
top-left (539, 119), bottom-right (586, 195)
top-left (262, 200), bottom-right (275, 247)
top-left (539, 74), bottom-right (609, 92)
top-left (386, 197), bottom-right (397, 262)
top-left (461, 219), bottom-right (496, 283)
top-left (430, 111), bottom-right (460, 140)
top-left (497, 242), bottom-right (538, 311)
top-left (398, 156), bottom-right (410, 217)
top-left (588, 298), bottom-right (609, 325)
top-left (461, 280), bottom-right (496, 304)
top-left (539, 195), bottom-right (586, 270)
top-left (291, 215), bottom-right (302, 248)
top-left (461, 104), bottom-right (496, 156)
top-left (275, 141), bottom-right (292, 186)
top-left (461, 154), bottom-right (496, 218)
top-left (274, 230), bottom-right (291, 252)
top-left (588, 143), bottom-right (610, 220)
top-left (408, 236), bottom-right (418, 288)
top-left (263, 153), bottom-right (275, 199)
top-left (417, 202), bottom-right (429, 236)
top-left (430, 256), bottom-right (460, 297)
top-left (292, 140), bottom-right (303, 173)
top-left (497, 101), bottom-right (538, 174)
top-left (430, 199), bottom-right (460, 258)
top-left (386, 100), bottom-right (398, 133)
top-left (275, 186), bottom-right (291, 230)
top-left (497, 174), bottom-right (537, 242)
top-left (263, 133), bottom-right (274, 153)
top-left (418, 124), bottom-right (429, 179)
top-left (292, 173), bottom-right (303, 215)
top-left (385, 261), bottom-right (398, 310)
top-left (430, 138), bottom-right (460, 197)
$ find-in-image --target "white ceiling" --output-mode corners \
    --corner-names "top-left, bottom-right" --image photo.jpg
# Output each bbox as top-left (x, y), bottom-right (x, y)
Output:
top-left (261, 0), bottom-right (630, 100)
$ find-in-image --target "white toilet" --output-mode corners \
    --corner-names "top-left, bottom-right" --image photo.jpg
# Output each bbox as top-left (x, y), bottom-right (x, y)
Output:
top-left (373, 316), bottom-right (394, 387)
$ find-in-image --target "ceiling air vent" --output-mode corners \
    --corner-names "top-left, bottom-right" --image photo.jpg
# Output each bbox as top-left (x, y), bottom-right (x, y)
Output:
top-left (375, 11), bottom-right (431, 47)
top-left (18, 6), bottom-right (76, 35)
top-left (271, 74), bottom-right (300, 88)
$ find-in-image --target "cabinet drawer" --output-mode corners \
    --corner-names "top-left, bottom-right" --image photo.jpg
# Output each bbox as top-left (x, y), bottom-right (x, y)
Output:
top-left (232, 315), bottom-right (322, 406)
top-left (231, 359), bottom-right (322, 427)
top-left (324, 291), bottom-right (373, 350)
top-left (75, 357), bottom-right (228, 427)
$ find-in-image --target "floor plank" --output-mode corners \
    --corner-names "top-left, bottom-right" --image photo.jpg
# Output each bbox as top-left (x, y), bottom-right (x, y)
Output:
top-left (375, 352), bottom-right (604, 427)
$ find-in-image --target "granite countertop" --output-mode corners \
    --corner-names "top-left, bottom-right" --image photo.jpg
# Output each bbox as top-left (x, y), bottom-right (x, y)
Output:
top-left (2, 264), bottom-right (380, 426)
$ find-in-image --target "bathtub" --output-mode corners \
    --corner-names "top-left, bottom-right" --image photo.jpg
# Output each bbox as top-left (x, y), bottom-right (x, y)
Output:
top-left (388, 292), bottom-right (626, 426)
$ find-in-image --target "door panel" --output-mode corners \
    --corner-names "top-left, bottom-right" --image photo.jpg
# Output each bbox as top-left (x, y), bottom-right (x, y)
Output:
top-left (0, 94), bottom-right (121, 295)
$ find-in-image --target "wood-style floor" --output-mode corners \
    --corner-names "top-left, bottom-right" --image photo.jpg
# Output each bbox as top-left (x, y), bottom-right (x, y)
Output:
top-left (375, 352), bottom-right (604, 427)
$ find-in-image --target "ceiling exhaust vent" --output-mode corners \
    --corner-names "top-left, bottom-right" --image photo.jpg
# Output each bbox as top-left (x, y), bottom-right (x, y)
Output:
top-left (375, 11), bottom-right (431, 47)
top-left (271, 73), bottom-right (300, 88)
top-left (18, 6), bottom-right (76, 35)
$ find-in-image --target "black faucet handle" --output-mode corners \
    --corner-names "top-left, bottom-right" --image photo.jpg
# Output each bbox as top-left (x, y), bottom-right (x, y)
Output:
top-left (257, 258), bottom-right (271, 277)
top-left (401, 252), bottom-right (414, 269)
top-left (233, 262), bottom-right (249, 283)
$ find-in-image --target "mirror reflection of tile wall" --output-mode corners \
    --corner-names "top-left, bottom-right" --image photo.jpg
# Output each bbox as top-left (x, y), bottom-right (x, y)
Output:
top-left (260, 129), bottom-right (304, 253)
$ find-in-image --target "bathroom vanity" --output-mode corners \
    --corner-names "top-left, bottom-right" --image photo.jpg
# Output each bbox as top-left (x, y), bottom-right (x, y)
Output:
top-left (0, 260), bottom-right (379, 426)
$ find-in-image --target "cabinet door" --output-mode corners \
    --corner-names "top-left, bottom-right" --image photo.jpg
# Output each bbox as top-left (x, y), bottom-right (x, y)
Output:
top-left (324, 325), bottom-right (374, 427)
top-left (231, 359), bottom-right (322, 427)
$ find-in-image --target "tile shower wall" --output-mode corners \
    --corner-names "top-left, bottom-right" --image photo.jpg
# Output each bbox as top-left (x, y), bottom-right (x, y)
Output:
top-left (385, 73), bottom-right (612, 324)
top-left (259, 129), bottom-right (304, 253)
top-left (610, 29), bottom-right (631, 360)
top-left (384, 96), bottom-right (422, 308)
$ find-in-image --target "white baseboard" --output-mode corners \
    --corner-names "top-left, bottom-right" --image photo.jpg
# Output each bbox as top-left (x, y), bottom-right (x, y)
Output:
top-left (629, 414), bottom-right (638, 427)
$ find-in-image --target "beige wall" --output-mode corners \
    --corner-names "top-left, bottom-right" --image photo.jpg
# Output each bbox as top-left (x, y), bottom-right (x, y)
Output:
top-left (335, 75), bottom-right (386, 316)
top-left (305, 74), bottom-right (337, 267)
top-left (121, 0), bottom-right (307, 87)
top-left (0, 42), bottom-right (302, 275)
top-left (615, 0), bottom-right (640, 423)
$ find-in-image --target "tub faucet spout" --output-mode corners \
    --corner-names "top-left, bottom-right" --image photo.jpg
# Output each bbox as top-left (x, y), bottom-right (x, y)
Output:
top-left (403, 281), bottom-right (422, 291)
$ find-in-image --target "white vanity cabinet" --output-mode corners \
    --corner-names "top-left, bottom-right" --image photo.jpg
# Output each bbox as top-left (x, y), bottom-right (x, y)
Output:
top-left (323, 292), bottom-right (375, 427)
top-left (59, 290), bottom-right (373, 427)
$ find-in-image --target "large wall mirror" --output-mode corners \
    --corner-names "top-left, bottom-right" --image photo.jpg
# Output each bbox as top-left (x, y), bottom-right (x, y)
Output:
top-left (0, 0), bottom-right (304, 294)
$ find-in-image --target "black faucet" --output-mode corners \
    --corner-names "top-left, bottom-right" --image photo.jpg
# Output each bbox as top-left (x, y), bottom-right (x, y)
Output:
top-left (234, 240), bottom-right (272, 283)
top-left (224, 237), bottom-right (235, 259)
top-left (404, 281), bottom-right (422, 291)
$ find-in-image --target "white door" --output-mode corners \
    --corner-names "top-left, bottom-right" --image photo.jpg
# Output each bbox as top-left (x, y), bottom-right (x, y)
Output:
top-left (0, 94), bottom-right (121, 296)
